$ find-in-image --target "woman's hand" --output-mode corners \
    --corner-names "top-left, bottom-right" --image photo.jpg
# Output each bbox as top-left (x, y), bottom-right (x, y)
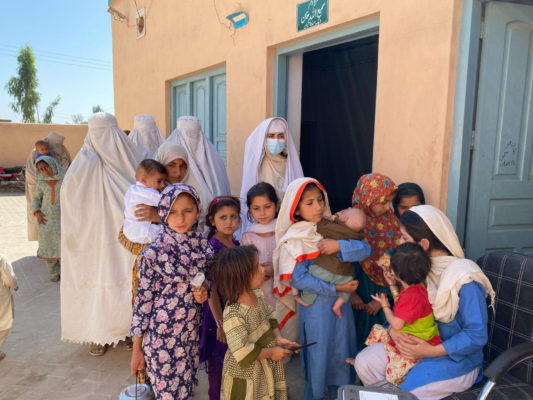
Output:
top-left (318, 239), bottom-right (341, 255)
top-left (336, 280), bottom-right (359, 293)
top-left (261, 263), bottom-right (274, 280)
top-left (216, 327), bottom-right (227, 344)
top-left (393, 333), bottom-right (445, 360)
top-left (365, 299), bottom-right (382, 316)
top-left (350, 292), bottom-right (366, 311)
top-left (370, 293), bottom-right (389, 309)
top-left (135, 204), bottom-right (160, 223)
top-left (192, 284), bottom-right (209, 303)
top-left (130, 347), bottom-right (146, 377)
top-left (34, 210), bottom-right (47, 225)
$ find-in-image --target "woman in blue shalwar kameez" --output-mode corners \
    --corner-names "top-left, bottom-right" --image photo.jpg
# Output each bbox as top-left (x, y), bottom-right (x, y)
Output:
top-left (272, 178), bottom-right (371, 400)
top-left (354, 205), bottom-right (495, 400)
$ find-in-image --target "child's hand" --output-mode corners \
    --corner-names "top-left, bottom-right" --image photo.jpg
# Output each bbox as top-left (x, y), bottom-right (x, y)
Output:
top-left (276, 337), bottom-right (299, 351)
top-left (336, 280), bottom-right (359, 293)
top-left (269, 346), bottom-right (292, 361)
top-left (34, 210), bottom-right (47, 225)
top-left (130, 348), bottom-right (146, 377)
top-left (350, 292), bottom-right (365, 311)
top-left (192, 284), bottom-right (208, 303)
top-left (216, 327), bottom-right (227, 344)
top-left (370, 293), bottom-right (390, 309)
top-left (294, 295), bottom-right (310, 307)
top-left (318, 239), bottom-right (341, 255)
top-left (261, 263), bottom-right (274, 280)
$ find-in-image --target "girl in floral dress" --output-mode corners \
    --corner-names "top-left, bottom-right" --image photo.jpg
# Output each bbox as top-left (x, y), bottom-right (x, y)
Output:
top-left (130, 184), bottom-right (213, 399)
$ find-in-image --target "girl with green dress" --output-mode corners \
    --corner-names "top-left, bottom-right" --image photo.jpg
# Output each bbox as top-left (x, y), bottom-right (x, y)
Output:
top-left (32, 156), bottom-right (64, 282)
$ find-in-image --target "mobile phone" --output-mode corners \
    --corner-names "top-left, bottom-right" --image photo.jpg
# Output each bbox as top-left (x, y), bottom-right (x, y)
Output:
top-left (289, 341), bottom-right (317, 352)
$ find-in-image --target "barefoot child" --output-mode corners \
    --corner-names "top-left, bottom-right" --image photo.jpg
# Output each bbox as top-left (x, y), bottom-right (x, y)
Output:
top-left (0, 254), bottom-right (18, 361)
top-left (241, 182), bottom-right (280, 309)
top-left (123, 159), bottom-right (166, 244)
top-left (294, 207), bottom-right (367, 318)
top-left (32, 156), bottom-right (64, 282)
top-left (214, 246), bottom-right (297, 399)
top-left (352, 242), bottom-right (442, 385)
top-left (199, 196), bottom-right (241, 400)
top-left (130, 184), bottom-right (213, 399)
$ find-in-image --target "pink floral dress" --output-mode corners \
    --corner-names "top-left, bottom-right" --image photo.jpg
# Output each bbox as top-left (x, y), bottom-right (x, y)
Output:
top-left (131, 183), bottom-right (214, 400)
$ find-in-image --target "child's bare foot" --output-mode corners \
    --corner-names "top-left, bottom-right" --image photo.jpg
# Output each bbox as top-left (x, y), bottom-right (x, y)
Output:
top-left (0, 352), bottom-right (5, 361)
top-left (294, 295), bottom-right (310, 307)
top-left (332, 297), bottom-right (345, 318)
top-left (346, 357), bottom-right (355, 366)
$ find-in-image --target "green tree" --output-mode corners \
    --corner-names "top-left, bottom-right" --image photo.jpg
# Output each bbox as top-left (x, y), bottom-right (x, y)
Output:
top-left (42, 96), bottom-right (61, 124)
top-left (5, 45), bottom-right (40, 122)
top-left (92, 105), bottom-right (103, 113)
top-left (71, 114), bottom-right (86, 124)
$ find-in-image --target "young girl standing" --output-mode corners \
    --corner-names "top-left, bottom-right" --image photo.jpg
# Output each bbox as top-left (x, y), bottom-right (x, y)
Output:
top-left (274, 177), bottom-right (371, 399)
top-left (214, 245), bottom-right (296, 399)
top-left (32, 156), bottom-right (64, 282)
top-left (199, 196), bottom-right (241, 400)
top-left (351, 173), bottom-right (402, 349)
top-left (130, 184), bottom-right (213, 400)
top-left (241, 182), bottom-right (279, 309)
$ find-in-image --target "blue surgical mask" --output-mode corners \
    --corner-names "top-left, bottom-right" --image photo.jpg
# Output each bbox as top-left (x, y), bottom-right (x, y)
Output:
top-left (266, 139), bottom-right (285, 156)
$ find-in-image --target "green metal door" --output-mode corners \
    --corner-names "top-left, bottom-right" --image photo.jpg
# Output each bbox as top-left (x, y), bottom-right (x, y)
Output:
top-left (466, 2), bottom-right (533, 259)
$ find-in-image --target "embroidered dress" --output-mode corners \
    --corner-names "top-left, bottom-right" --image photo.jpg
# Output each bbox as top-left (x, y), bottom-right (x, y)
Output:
top-left (32, 156), bottom-right (64, 277)
top-left (221, 289), bottom-right (287, 400)
top-left (351, 173), bottom-right (402, 348)
top-left (131, 184), bottom-right (214, 400)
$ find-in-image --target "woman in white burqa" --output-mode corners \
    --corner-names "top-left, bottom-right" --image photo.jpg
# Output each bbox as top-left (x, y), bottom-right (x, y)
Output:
top-left (238, 117), bottom-right (303, 234)
top-left (127, 114), bottom-right (165, 159)
top-left (25, 131), bottom-right (71, 241)
top-left (166, 116), bottom-right (231, 199)
top-left (61, 112), bottom-right (143, 356)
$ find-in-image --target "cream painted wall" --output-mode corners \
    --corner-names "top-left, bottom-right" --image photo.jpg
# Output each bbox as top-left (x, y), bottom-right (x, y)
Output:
top-left (1, 123), bottom-right (87, 168)
top-left (110, 0), bottom-right (462, 209)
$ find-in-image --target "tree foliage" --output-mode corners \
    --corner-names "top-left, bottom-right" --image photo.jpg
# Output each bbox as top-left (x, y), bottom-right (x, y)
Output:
top-left (92, 105), bottom-right (103, 113)
top-left (43, 96), bottom-right (61, 124)
top-left (6, 45), bottom-right (40, 123)
top-left (71, 114), bottom-right (86, 124)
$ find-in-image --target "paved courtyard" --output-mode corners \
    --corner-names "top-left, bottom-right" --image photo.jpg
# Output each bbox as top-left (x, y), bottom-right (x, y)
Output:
top-left (0, 191), bottom-right (304, 399)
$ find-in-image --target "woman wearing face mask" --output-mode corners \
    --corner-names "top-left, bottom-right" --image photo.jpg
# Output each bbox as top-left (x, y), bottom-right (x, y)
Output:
top-left (239, 117), bottom-right (304, 235)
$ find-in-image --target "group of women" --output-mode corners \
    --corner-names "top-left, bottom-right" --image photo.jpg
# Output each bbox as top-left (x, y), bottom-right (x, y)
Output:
top-left (25, 112), bottom-right (495, 400)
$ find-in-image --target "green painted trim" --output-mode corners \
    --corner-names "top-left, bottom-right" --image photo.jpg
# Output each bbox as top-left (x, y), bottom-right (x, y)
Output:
top-left (446, 0), bottom-right (482, 243)
top-left (273, 16), bottom-right (379, 118)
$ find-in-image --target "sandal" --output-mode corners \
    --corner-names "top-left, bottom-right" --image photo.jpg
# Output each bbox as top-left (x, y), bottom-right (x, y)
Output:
top-left (124, 337), bottom-right (133, 351)
top-left (89, 344), bottom-right (107, 357)
top-left (50, 275), bottom-right (60, 282)
top-left (0, 352), bottom-right (5, 361)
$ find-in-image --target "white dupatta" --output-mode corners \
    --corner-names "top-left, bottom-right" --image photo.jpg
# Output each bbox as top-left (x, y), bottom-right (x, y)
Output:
top-left (272, 177), bottom-right (331, 341)
top-left (128, 114), bottom-right (165, 159)
top-left (239, 117), bottom-right (304, 235)
top-left (410, 205), bottom-right (495, 323)
top-left (61, 112), bottom-right (143, 345)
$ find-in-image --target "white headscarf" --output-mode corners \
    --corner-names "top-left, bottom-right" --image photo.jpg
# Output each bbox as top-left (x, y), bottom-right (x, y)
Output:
top-left (272, 177), bottom-right (331, 341)
top-left (239, 117), bottom-right (304, 236)
top-left (128, 114), bottom-right (165, 159)
top-left (25, 131), bottom-right (72, 241)
top-left (409, 205), bottom-right (495, 323)
top-left (60, 112), bottom-right (143, 345)
top-left (166, 116), bottom-right (231, 198)
top-left (156, 141), bottom-right (209, 231)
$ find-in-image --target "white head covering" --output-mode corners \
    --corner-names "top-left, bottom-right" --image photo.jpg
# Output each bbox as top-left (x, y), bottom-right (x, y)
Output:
top-left (409, 205), bottom-right (495, 323)
top-left (239, 117), bottom-right (304, 236)
top-left (166, 116), bottom-right (231, 198)
top-left (128, 114), bottom-right (165, 159)
top-left (60, 112), bottom-right (143, 345)
top-left (25, 131), bottom-right (72, 241)
top-left (272, 177), bottom-right (331, 341)
top-left (156, 141), bottom-right (209, 231)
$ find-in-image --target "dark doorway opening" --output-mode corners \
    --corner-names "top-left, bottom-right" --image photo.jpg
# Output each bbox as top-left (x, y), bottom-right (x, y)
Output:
top-left (300, 35), bottom-right (378, 212)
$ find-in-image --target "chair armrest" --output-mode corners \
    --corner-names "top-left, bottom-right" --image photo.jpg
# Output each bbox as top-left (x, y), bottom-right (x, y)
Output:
top-left (484, 342), bottom-right (533, 382)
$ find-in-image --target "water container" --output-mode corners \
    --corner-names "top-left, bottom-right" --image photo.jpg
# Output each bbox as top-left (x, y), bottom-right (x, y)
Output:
top-left (119, 383), bottom-right (155, 400)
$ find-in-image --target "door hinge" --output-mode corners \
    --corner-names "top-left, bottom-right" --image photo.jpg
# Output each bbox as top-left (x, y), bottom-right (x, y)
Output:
top-left (471, 130), bottom-right (476, 151)
top-left (480, 21), bottom-right (486, 39)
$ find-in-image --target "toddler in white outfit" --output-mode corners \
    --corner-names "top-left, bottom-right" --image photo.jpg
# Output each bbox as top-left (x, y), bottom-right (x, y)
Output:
top-left (123, 159), bottom-right (167, 244)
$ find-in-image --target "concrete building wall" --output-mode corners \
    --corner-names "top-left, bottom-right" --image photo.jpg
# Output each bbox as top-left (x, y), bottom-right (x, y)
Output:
top-left (1, 123), bottom-right (87, 167)
top-left (110, 0), bottom-right (462, 209)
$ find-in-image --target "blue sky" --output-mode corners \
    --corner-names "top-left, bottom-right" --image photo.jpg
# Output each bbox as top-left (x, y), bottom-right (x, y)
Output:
top-left (0, 1), bottom-right (114, 123)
